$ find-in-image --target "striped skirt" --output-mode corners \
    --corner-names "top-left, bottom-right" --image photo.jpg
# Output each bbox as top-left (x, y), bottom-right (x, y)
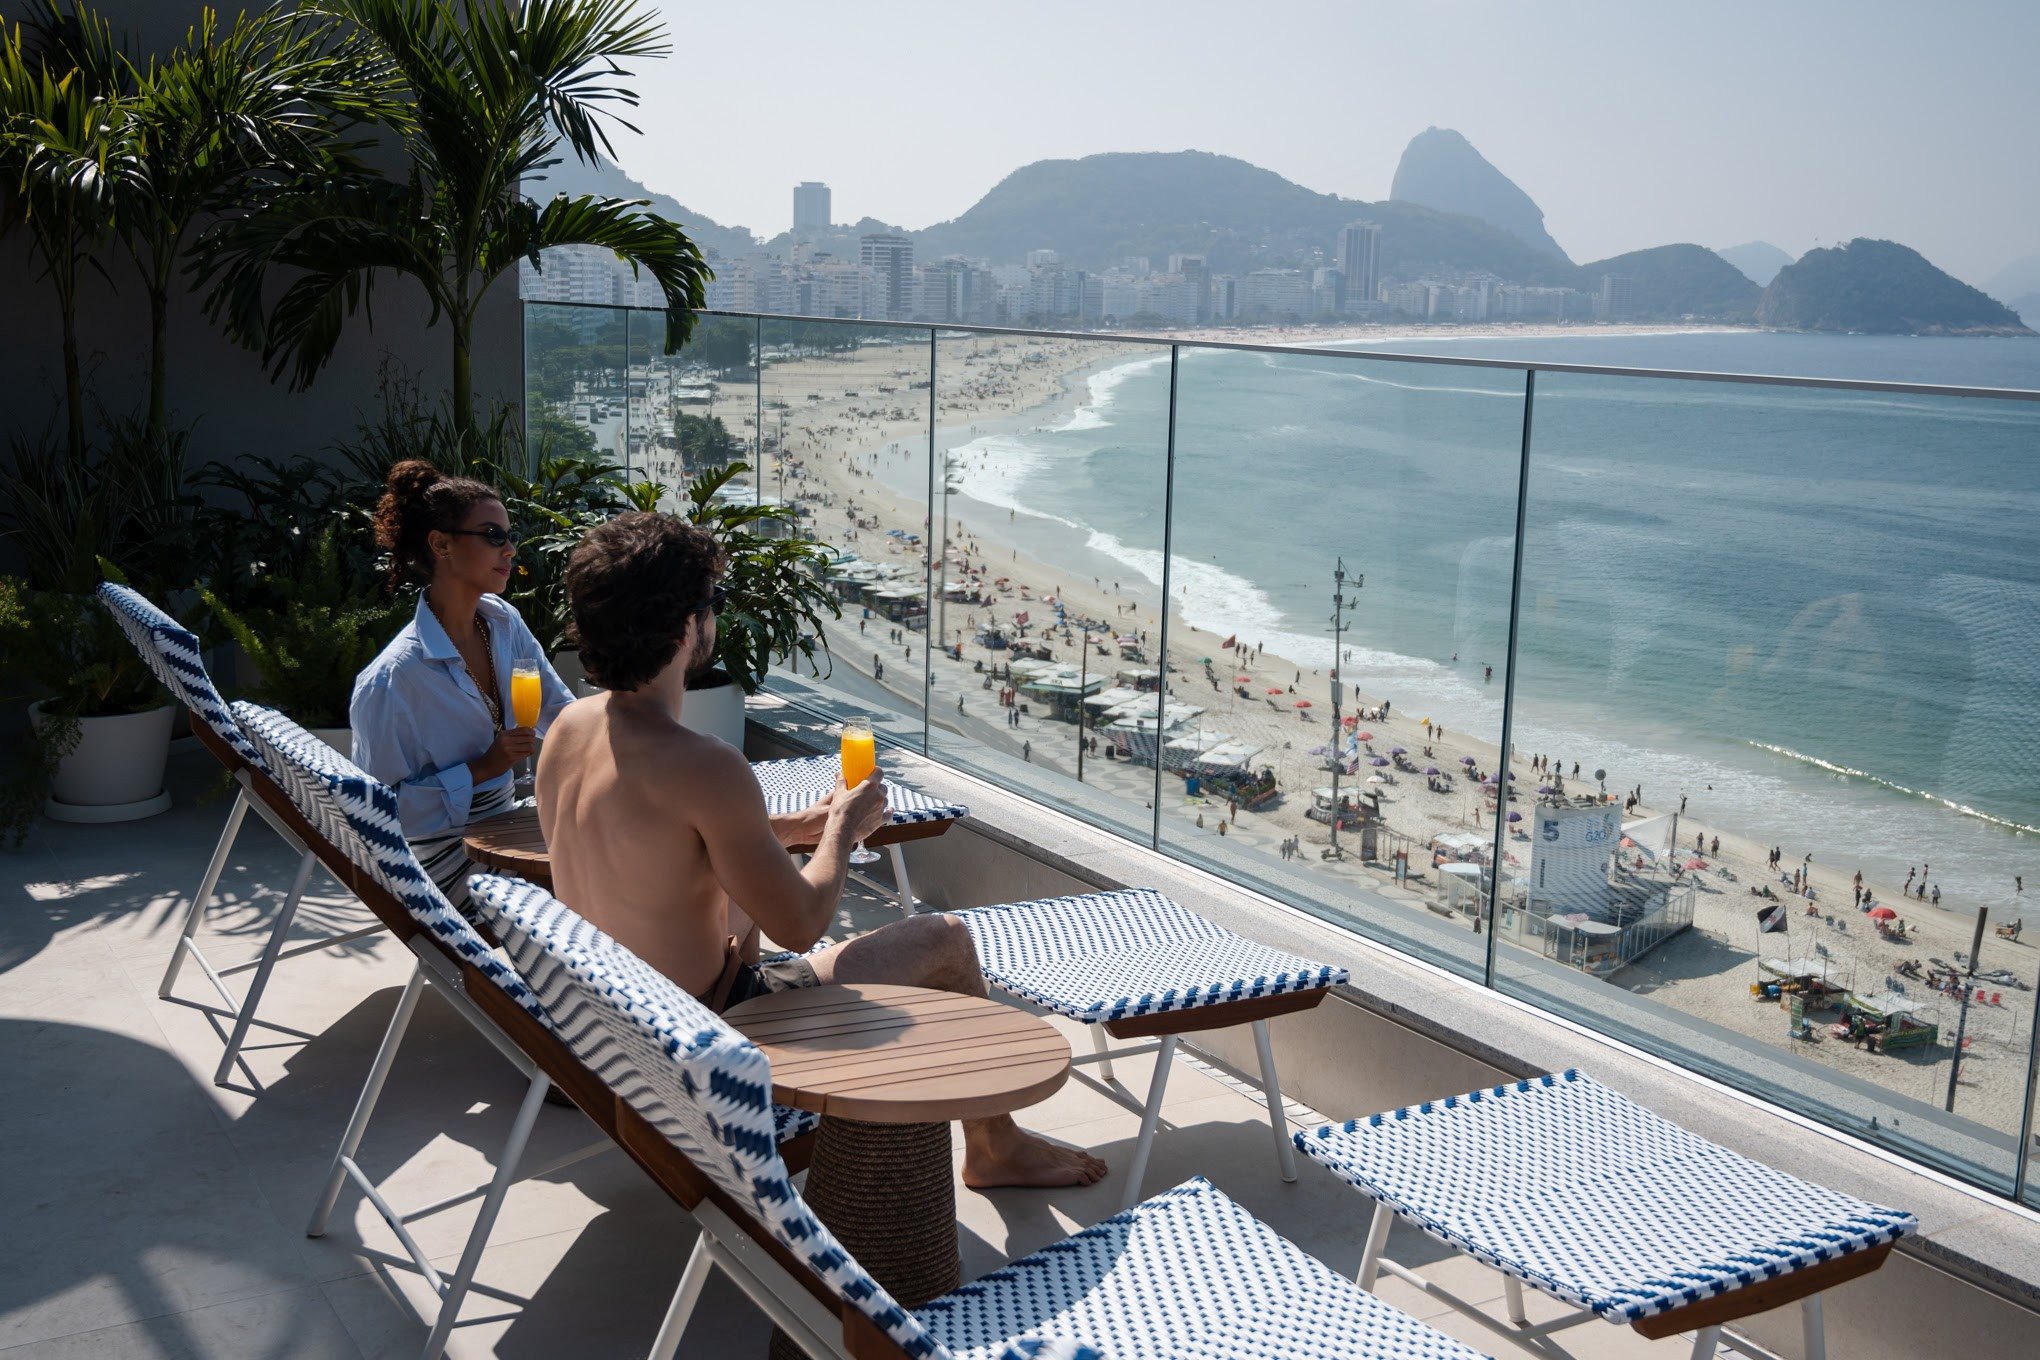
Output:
top-left (412, 783), bottom-right (517, 917)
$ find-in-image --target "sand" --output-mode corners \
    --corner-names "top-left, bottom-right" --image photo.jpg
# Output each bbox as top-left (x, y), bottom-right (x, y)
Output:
top-left (653, 324), bottom-right (2037, 1144)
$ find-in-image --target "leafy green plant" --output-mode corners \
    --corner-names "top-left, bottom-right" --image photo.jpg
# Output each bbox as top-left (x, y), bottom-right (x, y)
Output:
top-left (201, 524), bottom-right (408, 729)
top-left (0, 575), bottom-right (167, 845)
top-left (197, 0), bottom-right (711, 440)
top-left (484, 452), bottom-right (646, 655)
top-left (680, 462), bottom-right (840, 694)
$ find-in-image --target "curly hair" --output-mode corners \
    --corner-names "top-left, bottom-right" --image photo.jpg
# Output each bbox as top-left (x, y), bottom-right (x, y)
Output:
top-left (566, 512), bottom-right (727, 692)
top-left (371, 459), bottom-right (501, 590)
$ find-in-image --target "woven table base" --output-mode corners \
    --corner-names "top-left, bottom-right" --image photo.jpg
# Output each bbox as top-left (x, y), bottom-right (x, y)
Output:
top-left (768, 1117), bottom-right (958, 1360)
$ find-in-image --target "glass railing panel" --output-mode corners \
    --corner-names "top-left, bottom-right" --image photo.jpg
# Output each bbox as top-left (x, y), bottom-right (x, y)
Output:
top-left (755, 318), bottom-right (933, 751)
top-left (611, 309), bottom-right (758, 510)
top-left (523, 302), bottom-right (626, 472)
top-left (917, 329), bottom-right (1174, 846)
top-left (1494, 370), bottom-right (2040, 1195)
top-left (1157, 346), bottom-right (1531, 982)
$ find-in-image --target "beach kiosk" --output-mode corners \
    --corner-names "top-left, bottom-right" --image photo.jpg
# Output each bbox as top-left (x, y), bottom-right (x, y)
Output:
top-left (1840, 991), bottom-right (1939, 1053)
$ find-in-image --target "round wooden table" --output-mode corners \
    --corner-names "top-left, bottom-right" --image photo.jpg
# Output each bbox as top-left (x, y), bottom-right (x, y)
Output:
top-left (725, 983), bottom-right (1070, 1351)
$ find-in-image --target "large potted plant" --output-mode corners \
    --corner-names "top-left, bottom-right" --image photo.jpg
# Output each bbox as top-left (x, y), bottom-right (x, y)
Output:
top-left (679, 462), bottom-right (840, 747)
top-left (201, 524), bottom-right (409, 748)
top-left (0, 577), bottom-right (173, 838)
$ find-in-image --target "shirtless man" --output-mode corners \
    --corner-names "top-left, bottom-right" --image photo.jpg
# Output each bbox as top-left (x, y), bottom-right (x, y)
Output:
top-left (538, 512), bottom-right (1104, 1189)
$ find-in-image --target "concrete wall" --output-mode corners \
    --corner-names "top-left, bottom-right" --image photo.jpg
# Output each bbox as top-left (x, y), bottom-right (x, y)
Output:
top-left (0, 1), bottom-right (523, 473)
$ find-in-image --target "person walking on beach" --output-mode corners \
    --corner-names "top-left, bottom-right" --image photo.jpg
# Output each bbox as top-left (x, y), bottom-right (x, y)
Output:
top-left (1484, 665), bottom-right (1493, 683)
top-left (1931, 884), bottom-right (1941, 905)
top-left (1711, 835), bottom-right (1719, 856)
top-left (1905, 866), bottom-right (1915, 892)
top-left (1022, 740), bottom-right (1031, 762)
top-left (874, 656), bottom-right (884, 682)
top-left (1679, 795), bottom-right (1687, 815)
top-left (1921, 862), bottom-right (1929, 884)
top-left (1917, 881), bottom-right (1927, 901)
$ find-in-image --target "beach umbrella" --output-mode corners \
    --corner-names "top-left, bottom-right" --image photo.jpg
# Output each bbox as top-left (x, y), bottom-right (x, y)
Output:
top-left (1266, 686), bottom-right (1284, 695)
top-left (1357, 731), bottom-right (1374, 741)
top-left (1366, 775), bottom-right (1386, 784)
top-left (1368, 756), bottom-right (1389, 766)
top-left (1460, 755), bottom-right (1476, 765)
top-left (1424, 766), bottom-right (1439, 775)
top-left (1482, 776), bottom-right (1497, 786)
top-left (1507, 811), bottom-right (1523, 823)
top-left (1685, 858), bottom-right (1707, 870)
top-left (1390, 745), bottom-right (1407, 755)
top-left (1619, 836), bottom-right (1636, 848)
top-left (1294, 699), bottom-right (1313, 709)
top-left (1537, 784), bottom-right (1556, 794)
top-left (1308, 744), bottom-right (1329, 756)
top-left (1506, 771), bottom-right (1516, 780)
top-left (1868, 905), bottom-right (1898, 921)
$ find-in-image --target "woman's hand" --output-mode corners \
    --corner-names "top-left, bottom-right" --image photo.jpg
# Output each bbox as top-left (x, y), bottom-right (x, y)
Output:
top-left (471, 726), bottom-right (537, 784)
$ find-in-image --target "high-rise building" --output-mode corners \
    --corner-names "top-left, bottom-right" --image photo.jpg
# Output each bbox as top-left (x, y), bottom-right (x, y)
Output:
top-left (793, 181), bottom-right (831, 232)
top-left (859, 232), bottom-right (914, 319)
top-left (1238, 268), bottom-right (1311, 320)
top-left (1025, 248), bottom-right (1060, 268)
top-left (1169, 253), bottom-right (1211, 321)
top-left (1337, 221), bottom-right (1382, 309)
top-left (1595, 273), bottom-right (1634, 321)
top-left (1312, 266), bottom-right (1346, 315)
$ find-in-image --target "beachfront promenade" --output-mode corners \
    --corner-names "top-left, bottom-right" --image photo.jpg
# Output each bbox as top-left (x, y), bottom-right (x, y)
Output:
top-left (525, 304), bottom-right (2040, 1211)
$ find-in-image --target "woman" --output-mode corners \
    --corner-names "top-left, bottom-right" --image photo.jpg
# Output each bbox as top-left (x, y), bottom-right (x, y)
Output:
top-left (351, 460), bottom-right (575, 911)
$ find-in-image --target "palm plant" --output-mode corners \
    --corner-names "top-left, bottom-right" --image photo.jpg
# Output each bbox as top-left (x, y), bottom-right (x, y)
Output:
top-left (0, 12), bottom-right (126, 461)
top-left (199, 0), bottom-right (711, 446)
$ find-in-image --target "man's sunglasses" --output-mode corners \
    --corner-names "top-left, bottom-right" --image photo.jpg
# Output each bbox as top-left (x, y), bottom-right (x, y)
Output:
top-left (445, 525), bottom-right (521, 549)
top-left (701, 584), bottom-right (728, 616)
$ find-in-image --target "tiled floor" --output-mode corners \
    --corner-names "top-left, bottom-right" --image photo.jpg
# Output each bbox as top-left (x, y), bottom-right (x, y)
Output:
top-left (0, 746), bottom-right (1759, 1358)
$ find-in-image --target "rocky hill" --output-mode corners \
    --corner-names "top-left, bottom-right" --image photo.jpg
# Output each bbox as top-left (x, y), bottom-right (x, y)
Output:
top-left (1717, 241), bottom-right (1794, 287)
top-left (1579, 244), bottom-right (1761, 321)
top-left (1388, 127), bottom-right (1568, 261)
top-left (522, 156), bottom-right (759, 261)
top-left (912, 150), bottom-right (1577, 284)
top-left (1757, 239), bottom-right (2034, 335)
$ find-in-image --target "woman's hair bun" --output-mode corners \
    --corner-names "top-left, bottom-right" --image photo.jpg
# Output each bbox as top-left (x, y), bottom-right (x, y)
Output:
top-left (384, 458), bottom-right (443, 502)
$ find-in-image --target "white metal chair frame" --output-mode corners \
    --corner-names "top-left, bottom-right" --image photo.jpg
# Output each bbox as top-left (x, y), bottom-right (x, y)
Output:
top-left (96, 584), bottom-right (383, 1087)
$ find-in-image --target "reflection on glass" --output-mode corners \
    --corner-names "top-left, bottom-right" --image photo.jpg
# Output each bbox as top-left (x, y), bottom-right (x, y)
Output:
top-left (1159, 347), bottom-right (1529, 981)
top-left (524, 303), bottom-right (625, 472)
top-left (919, 330), bottom-right (1171, 844)
top-left (1495, 372), bottom-right (2040, 1194)
top-left (619, 310), bottom-right (757, 510)
top-left (756, 318), bottom-right (932, 745)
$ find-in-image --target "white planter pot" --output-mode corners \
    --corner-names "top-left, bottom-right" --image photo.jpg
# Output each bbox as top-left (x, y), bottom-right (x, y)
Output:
top-left (30, 701), bottom-right (175, 822)
top-left (680, 673), bottom-right (747, 749)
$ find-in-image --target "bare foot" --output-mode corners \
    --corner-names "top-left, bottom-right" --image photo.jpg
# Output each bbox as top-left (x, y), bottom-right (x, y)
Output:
top-left (962, 1126), bottom-right (1107, 1189)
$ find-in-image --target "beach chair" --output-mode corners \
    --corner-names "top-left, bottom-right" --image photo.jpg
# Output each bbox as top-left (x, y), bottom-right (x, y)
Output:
top-left (468, 874), bottom-right (1488, 1360)
top-left (230, 703), bottom-right (821, 1360)
top-left (752, 753), bottom-right (969, 915)
top-left (955, 888), bottom-right (1347, 1208)
top-left (97, 583), bottom-right (382, 1086)
top-left (1295, 1070), bottom-right (1916, 1360)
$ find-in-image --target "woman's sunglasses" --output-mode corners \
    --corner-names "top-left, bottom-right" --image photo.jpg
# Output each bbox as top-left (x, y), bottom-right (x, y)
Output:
top-left (445, 525), bottom-right (520, 549)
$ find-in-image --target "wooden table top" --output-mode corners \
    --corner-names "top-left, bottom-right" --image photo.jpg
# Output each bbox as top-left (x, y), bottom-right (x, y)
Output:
top-left (463, 789), bottom-right (960, 890)
top-left (725, 983), bottom-right (1071, 1124)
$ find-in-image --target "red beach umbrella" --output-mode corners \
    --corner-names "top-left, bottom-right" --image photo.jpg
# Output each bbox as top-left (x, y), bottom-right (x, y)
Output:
top-left (1294, 699), bottom-right (1313, 709)
top-left (1868, 905), bottom-right (1897, 921)
top-left (1266, 686), bottom-right (1284, 695)
top-left (1357, 731), bottom-right (1374, 741)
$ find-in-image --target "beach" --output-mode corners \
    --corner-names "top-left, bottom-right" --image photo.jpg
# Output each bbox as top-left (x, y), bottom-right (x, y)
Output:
top-left (633, 322), bottom-right (2038, 1144)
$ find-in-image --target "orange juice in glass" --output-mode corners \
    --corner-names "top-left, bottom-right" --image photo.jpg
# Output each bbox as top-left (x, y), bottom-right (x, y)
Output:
top-left (840, 719), bottom-right (880, 864)
top-left (511, 660), bottom-right (542, 795)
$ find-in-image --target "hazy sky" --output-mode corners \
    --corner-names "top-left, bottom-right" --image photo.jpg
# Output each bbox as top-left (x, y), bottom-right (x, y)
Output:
top-left (612, 0), bottom-right (2039, 284)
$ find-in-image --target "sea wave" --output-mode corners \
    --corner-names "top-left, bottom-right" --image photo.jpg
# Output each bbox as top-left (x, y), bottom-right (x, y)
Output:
top-left (1745, 742), bottom-right (2040, 836)
top-left (1052, 354), bottom-right (1168, 432)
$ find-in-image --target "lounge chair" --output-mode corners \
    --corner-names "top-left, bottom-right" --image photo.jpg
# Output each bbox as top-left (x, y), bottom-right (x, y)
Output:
top-left (468, 874), bottom-right (1489, 1360)
top-left (97, 582), bottom-right (382, 1086)
top-left (229, 703), bottom-right (820, 1360)
top-left (753, 753), bottom-right (969, 914)
top-left (954, 888), bottom-right (1347, 1208)
top-left (1295, 1069), bottom-right (1916, 1360)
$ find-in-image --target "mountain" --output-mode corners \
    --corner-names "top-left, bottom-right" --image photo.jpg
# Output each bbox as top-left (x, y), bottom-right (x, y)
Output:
top-left (1388, 127), bottom-right (1569, 262)
top-left (912, 150), bottom-right (1578, 285)
top-left (522, 156), bottom-right (759, 260)
top-left (1757, 238), bottom-right (2034, 335)
top-left (1717, 241), bottom-right (1794, 288)
top-left (1579, 244), bottom-right (1760, 321)
top-left (1984, 253), bottom-right (2040, 306)
top-left (2009, 293), bottom-right (2040, 330)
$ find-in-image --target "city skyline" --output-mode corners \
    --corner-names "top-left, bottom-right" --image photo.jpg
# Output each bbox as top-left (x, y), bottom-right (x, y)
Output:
top-left (610, 0), bottom-right (2040, 286)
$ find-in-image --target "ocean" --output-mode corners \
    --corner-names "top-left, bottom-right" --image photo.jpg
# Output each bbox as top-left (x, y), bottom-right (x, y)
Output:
top-left (932, 331), bottom-right (2040, 915)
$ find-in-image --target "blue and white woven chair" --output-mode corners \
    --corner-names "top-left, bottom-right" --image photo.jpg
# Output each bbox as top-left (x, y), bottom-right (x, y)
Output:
top-left (470, 874), bottom-right (1488, 1360)
top-left (98, 582), bottom-right (384, 1086)
top-left (754, 753), bottom-right (970, 915)
top-left (1295, 1070), bottom-right (1917, 1360)
top-left (232, 703), bottom-right (818, 1360)
top-left (955, 888), bottom-right (1347, 1208)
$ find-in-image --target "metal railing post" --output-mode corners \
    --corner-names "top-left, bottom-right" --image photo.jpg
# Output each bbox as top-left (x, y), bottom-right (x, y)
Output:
top-left (2014, 965), bottom-right (2040, 1201)
top-left (1483, 369), bottom-right (1537, 990)
top-left (924, 328), bottom-right (937, 754)
top-left (754, 315), bottom-right (764, 507)
top-left (1151, 344), bottom-right (1181, 850)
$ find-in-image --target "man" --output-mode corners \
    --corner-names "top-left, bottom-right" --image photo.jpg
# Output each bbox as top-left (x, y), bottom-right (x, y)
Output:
top-left (538, 512), bottom-right (1103, 1189)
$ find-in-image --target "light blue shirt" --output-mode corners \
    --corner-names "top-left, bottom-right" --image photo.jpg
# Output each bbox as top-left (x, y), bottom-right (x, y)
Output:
top-left (350, 592), bottom-right (575, 840)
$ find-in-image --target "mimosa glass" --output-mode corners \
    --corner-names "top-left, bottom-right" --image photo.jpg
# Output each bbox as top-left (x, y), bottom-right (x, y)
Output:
top-left (511, 660), bottom-right (542, 797)
top-left (840, 719), bottom-right (881, 865)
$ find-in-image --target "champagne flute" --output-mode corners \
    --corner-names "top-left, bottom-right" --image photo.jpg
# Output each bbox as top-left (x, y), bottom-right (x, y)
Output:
top-left (839, 718), bottom-right (881, 865)
top-left (510, 659), bottom-right (543, 798)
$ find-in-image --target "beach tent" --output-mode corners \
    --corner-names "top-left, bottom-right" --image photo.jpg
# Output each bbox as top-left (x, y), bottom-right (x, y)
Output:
top-left (1621, 814), bottom-right (1673, 861)
top-left (1083, 686), bottom-right (1143, 710)
top-left (1761, 956), bottom-right (1838, 983)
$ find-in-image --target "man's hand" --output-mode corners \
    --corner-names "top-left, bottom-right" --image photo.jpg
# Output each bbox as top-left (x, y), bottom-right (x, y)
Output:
top-left (833, 771), bottom-right (889, 843)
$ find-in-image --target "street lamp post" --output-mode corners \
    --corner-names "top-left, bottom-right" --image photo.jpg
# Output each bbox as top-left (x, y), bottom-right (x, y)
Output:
top-left (1327, 559), bottom-right (1362, 859)
top-left (1077, 623), bottom-right (1092, 782)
